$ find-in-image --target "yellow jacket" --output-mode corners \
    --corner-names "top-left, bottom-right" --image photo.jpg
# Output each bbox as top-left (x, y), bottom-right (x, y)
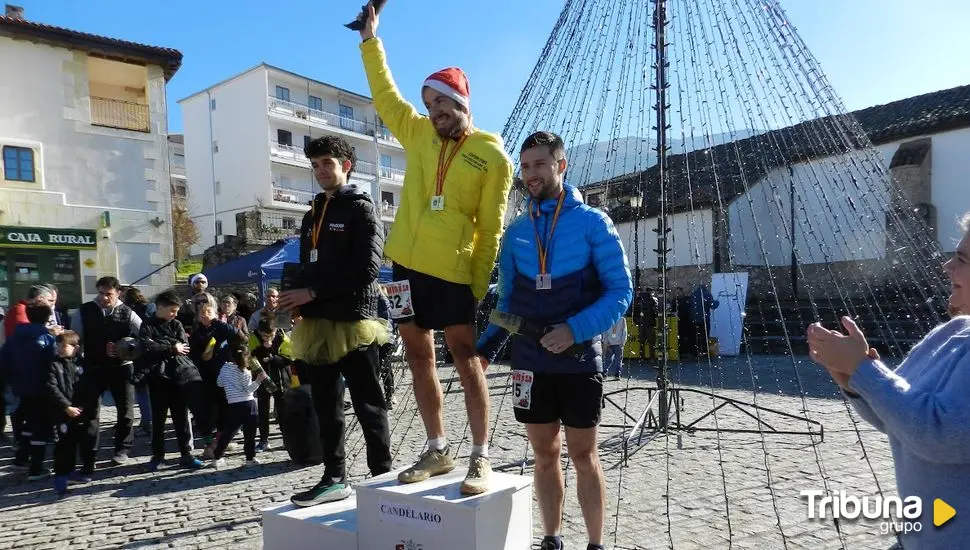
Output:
top-left (360, 38), bottom-right (513, 300)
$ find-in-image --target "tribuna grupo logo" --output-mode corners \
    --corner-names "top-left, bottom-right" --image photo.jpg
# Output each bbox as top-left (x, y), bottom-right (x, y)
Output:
top-left (801, 490), bottom-right (923, 534)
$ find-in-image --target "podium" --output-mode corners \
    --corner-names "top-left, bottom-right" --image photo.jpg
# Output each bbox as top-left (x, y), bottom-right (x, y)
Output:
top-left (262, 495), bottom-right (358, 550)
top-left (262, 469), bottom-right (533, 550)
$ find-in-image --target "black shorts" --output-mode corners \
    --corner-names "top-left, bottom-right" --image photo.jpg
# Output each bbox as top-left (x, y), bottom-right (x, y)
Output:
top-left (391, 263), bottom-right (476, 330)
top-left (512, 371), bottom-right (604, 429)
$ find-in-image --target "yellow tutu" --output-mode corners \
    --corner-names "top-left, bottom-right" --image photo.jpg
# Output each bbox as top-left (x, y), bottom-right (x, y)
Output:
top-left (290, 317), bottom-right (390, 365)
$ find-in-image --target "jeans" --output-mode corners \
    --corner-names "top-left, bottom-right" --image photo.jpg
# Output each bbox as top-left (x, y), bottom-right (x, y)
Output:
top-left (304, 344), bottom-right (391, 480)
top-left (135, 385), bottom-right (152, 428)
top-left (256, 390), bottom-right (285, 443)
top-left (148, 378), bottom-right (202, 459)
top-left (605, 345), bottom-right (624, 376)
top-left (77, 366), bottom-right (135, 467)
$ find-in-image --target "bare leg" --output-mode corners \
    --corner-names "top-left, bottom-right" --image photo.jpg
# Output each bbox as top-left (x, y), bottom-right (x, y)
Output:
top-left (399, 322), bottom-right (444, 440)
top-left (527, 422), bottom-right (565, 536)
top-left (444, 324), bottom-right (489, 446)
top-left (565, 426), bottom-right (605, 545)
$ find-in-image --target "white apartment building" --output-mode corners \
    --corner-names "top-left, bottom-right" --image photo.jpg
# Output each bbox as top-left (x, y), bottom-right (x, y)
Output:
top-left (169, 134), bottom-right (187, 205)
top-left (179, 64), bottom-right (406, 254)
top-left (0, 5), bottom-right (181, 309)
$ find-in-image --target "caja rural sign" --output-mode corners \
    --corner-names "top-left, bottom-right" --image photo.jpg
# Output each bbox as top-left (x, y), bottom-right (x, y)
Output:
top-left (0, 226), bottom-right (98, 250)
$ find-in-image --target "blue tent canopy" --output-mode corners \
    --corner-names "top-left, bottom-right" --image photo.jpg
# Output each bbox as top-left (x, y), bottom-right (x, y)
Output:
top-left (204, 237), bottom-right (393, 304)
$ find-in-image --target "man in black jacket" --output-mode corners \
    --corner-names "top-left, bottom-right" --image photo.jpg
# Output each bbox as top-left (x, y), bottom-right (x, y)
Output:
top-left (71, 276), bottom-right (142, 470)
top-left (281, 135), bottom-right (392, 507)
top-left (137, 291), bottom-right (205, 471)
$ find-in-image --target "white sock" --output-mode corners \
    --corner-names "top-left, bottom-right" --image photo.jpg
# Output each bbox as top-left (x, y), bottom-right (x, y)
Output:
top-left (428, 437), bottom-right (448, 451)
top-left (471, 443), bottom-right (489, 458)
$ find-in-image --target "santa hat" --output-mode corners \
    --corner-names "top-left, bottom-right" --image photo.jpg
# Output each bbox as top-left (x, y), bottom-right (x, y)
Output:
top-left (423, 67), bottom-right (470, 110)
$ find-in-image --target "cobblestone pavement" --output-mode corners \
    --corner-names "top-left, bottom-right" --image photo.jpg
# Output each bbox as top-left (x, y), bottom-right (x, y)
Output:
top-left (0, 356), bottom-right (900, 550)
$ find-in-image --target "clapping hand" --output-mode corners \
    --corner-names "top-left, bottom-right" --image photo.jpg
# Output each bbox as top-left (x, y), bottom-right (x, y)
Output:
top-left (807, 316), bottom-right (871, 378)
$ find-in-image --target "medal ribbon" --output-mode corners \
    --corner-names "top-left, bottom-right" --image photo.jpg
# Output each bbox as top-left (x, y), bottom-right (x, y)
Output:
top-left (529, 190), bottom-right (566, 276)
top-left (434, 134), bottom-right (469, 197)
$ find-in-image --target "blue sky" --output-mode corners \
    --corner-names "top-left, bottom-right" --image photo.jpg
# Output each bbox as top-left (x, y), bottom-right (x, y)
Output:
top-left (22, 0), bottom-right (970, 136)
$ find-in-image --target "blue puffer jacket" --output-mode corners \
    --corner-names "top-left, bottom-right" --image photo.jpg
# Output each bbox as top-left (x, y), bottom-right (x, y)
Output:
top-left (477, 183), bottom-right (633, 374)
top-left (0, 323), bottom-right (56, 397)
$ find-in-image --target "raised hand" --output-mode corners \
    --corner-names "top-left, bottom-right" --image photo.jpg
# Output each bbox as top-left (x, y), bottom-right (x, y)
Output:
top-left (360, 2), bottom-right (379, 41)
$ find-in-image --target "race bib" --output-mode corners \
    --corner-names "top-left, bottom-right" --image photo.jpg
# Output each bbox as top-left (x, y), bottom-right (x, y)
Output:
top-left (511, 370), bottom-right (534, 410)
top-left (384, 280), bottom-right (414, 320)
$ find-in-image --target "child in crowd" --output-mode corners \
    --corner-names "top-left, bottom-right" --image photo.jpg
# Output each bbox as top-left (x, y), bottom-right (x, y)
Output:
top-left (249, 315), bottom-right (291, 452)
top-left (48, 331), bottom-right (83, 495)
top-left (0, 304), bottom-right (57, 480)
top-left (213, 344), bottom-right (266, 469)
top-left (189, 299), bottom-right (242, 457)
top-left (137, 291), bottom-right (205, 471)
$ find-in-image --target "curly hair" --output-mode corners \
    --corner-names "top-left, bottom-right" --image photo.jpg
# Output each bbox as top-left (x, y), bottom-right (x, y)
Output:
top-left (304, 135), bottom-right (356, 177)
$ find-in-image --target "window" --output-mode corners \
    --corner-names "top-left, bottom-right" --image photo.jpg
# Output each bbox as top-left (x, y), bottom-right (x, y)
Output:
top-left (3, 146), bottom-right (35, 182)
top-left (282, 217), bottom-right (296, 230)
top-left (277, 130), bottom-right (292, 147)
top-left (380, 154), bottom-right (393, 177)
top-left (339, 104), bottom-right (354, 131)
top-left (304, 135), bottom-right (311, 150)
top-left (215, 220), bottom-right (223, 236)
top-left (275, 86), bottom-right (290, 101)
top-left (308, 95), bottom-right (322, 112)
top-left (381, 191), bottom-right (395, 205)
top-left (210, 98), bottom-right (217, 111)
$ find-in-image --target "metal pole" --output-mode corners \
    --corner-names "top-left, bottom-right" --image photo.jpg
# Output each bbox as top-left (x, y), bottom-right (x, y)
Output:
top-left (373, 115), bottom-right (382, 213)
top-left (207, 90), bottom-right (218, 247)
top-left (789, 166), bottom-right (798, 297)
top-left (651, 0), bottom-right (672, 430)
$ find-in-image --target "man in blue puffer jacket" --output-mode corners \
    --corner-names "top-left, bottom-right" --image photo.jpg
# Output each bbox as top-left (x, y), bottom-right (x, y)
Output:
top-left (0, 304), bottom-right (57, 479)
top-left (477, 131), bottom-right (632, 550)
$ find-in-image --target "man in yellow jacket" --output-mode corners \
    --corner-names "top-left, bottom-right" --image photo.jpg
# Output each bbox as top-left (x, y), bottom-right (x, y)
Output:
top-left (358, 3), bottom-right (513, 495)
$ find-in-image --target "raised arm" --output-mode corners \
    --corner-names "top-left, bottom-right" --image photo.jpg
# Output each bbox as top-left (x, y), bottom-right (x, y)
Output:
top-left (358, 5), bottom-right (423, 149)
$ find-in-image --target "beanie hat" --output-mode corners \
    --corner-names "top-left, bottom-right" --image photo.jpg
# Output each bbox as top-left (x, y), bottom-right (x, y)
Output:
top-left (423, 67), bottom-right (470, 110)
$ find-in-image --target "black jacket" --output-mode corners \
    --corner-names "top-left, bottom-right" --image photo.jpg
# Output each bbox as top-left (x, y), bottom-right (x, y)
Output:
top-left (297, 184), bottom-right (383, 321)
top-left (188, 320), bottom-right (241, 376)
top-left (250, 329), bottom-right (292, 394)
top-left (47, 356), bottom-right (81, 420)
top-left (78, 301), bottom-right (139, 369)
top-left (137, 316), bottom-right (201, 386)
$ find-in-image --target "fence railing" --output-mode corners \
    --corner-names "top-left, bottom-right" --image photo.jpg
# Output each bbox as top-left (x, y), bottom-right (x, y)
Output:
top-left (380, 203), bottom-right (398, 218)
top-left (272, 185), bottom-right (315, 206)
top-left (267, 95), bottom-right (401, 146)
top-left (91, 96), bottom-right (150, 132)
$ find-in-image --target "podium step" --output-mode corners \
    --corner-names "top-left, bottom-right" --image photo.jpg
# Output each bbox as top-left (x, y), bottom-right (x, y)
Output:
top-left (261, 495), bottom-right (358, 550)
top-left (355, 467), bottom-right (534, 550)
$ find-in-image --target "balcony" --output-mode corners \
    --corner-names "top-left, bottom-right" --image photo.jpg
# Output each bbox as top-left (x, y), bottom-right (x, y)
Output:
top-left (270, 143), bottom-right (405, 184)
top-left (267, 95), bottom-right (401, 147)
top-left (380, 203), bottom-right (398, 219)
top-left (91, 96), bottom-right (150, 132)
top-left (272, 185), bottom-right (315, 207)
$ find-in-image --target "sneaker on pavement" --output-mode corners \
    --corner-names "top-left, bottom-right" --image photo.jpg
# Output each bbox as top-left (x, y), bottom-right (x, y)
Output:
top-left (397, 447), bottom-right (456, 484)
top-left (255, 441), bottom-right (271, 453)
top-left (54, 475), bottom-right (69, 496)
top-left (69, 470), bottom-right (93, 484)
top-left (111, 451), bottom-right (129, 465)
top-left (291, 478), bottom-right (352, 507)
top-left (147, 457), bottom-right (164, 472)
top-left (540, 536), bottom-right (564, 550)
top-left (459, 455), bottom-right (491, 495)
top-left (179, 456), bottom-right (204, 470)
top-left (225, 442), bottom-right (239, 452)
top-left (212, 458), bottom-right (228, 471)
top-left (242, 458), bottom-right (261, 467)
top-left (27, 468), bottom-right (52, 481)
